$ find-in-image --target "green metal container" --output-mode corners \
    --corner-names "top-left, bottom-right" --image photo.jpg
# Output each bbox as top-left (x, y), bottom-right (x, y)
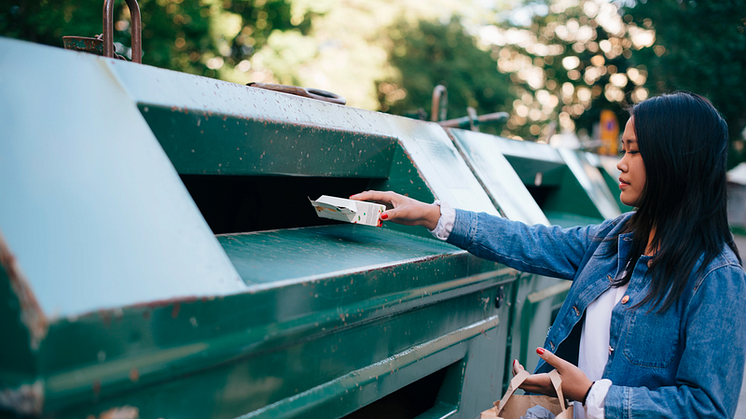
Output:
top-left (458, 134), bottom-right (622, 228)
top-left (1, 37), bottom-right (520, 419)
top-left (446, 129), bottom-right (622, 382)
top-left (583, 152), bottom-right (636, 214)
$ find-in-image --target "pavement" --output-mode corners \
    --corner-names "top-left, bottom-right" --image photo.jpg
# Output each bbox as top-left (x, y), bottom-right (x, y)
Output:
top-left (733, 234), bottom-right (746, 419)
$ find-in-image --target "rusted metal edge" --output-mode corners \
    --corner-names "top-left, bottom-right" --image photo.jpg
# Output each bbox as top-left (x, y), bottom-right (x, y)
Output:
top-left (0, 228), bottom-right (48, 351)
top-left (98, 405), bottom-right (140, 419)
top-left (0, 380), bottom-right (44, 416)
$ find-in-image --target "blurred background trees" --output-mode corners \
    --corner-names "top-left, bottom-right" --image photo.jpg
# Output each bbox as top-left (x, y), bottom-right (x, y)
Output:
top-left (2, 0), bottom-right (744, 164)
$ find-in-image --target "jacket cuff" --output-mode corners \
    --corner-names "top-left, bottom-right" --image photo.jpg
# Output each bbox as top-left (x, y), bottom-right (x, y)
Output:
top-left (446, 208), bottom-right (477, 249)
top-left (603, 384), bottom-right (627, 419)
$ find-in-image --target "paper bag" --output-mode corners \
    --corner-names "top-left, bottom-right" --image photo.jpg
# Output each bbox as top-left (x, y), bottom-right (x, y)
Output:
top-left (481, 369), bottom-right (573, 419)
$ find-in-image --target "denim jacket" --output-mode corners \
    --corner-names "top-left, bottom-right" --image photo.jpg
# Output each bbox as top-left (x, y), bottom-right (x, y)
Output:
top-left (447, 210), bottom-right (746, 419)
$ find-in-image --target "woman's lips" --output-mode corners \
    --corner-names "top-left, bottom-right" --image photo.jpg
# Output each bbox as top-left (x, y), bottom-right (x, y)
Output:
top-left (619, 178), bottom-right (629, 189)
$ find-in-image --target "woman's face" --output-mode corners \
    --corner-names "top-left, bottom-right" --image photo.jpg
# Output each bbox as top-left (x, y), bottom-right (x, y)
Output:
top-left (617, 117), bottom-right (646, 207)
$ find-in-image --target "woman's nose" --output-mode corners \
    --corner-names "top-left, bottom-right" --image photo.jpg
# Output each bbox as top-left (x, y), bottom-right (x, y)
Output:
top-left (617, 156), bottom-right (627, 172)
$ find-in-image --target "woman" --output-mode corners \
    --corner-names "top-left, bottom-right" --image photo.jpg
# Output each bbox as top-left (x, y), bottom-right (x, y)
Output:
top-left (351, 92), bottom-right (745, 418)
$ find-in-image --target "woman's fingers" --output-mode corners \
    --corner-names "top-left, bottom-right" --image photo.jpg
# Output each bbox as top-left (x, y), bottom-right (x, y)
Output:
top-left (350, 190), bottom-right (440, 229)
top-left (512, 359), bottom-right (524, 376)
top-left (518, 372), bottom-right (556, 396)
top-left (535, 347), bottom-right (573, 371)
top-left (512, 360), bottom-right (556, 396)
top-left (535, 348), bottom-right (593, 402)
top-left (349, 191), bottom-right (397, 209)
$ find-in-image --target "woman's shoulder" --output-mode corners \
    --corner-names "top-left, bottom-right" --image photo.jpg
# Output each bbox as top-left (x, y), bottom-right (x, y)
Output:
top-left (589, 211), bottom-right (635, 240)
top-left (692, 244), bottom-right (745, 293)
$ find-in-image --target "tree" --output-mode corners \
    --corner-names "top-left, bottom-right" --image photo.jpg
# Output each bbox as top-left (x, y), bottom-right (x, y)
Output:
top-left (248, 0), bottom-right (511, 110)
top-left (623, 0), bottom-right (746, 167)
top-left (0, 0), bottom-right (309, 78)
top-left (377, 17), bottom-right (516, 133)
top-left (468, 0), bottom-right (745, 163)
top-left (472, 1), bottom-right (653, 142)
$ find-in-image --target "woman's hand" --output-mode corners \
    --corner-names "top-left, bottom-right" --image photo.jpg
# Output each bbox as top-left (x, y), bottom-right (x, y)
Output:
top-left (349, 191), bottom-right (440, 230)
top-left (512, 360), bottom-right (555, 396)
top-left (513, 348), bottom-right (594, 402)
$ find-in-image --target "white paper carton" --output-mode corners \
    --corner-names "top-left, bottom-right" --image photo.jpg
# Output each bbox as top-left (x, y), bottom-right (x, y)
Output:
top-left (309, 195), bottom-right (385, 227)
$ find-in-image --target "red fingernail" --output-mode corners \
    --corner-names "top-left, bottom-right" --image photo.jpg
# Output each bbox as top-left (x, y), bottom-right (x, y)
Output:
top-left (536, 348), bottom-right (545, 355)
top-left (380, 213), bottom-right (389, 220)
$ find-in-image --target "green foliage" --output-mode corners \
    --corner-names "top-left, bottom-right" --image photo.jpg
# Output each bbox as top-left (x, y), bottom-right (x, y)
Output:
top-left (0, 0), bottom-right (310, 78)
top-left (479, 0), bottom-right (744, 162)
top-left (379, 18), bottom-right (515, 133)
top-left (2, 0), bottom-right (744, 165)
top-left (1, 0), bottom-right (102, 46)
top-left (482, 1), bottom-right (648, 142)
top-left (623, 0), bottom-right (746, 167)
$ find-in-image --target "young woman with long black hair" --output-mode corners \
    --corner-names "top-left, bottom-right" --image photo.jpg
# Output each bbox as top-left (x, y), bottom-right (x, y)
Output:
top-left (352, 91), bottom-right (745, 418)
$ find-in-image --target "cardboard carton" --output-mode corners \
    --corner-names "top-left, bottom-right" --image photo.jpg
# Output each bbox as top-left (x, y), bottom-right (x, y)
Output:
top-left (310, 195), bottom-right (385, 227)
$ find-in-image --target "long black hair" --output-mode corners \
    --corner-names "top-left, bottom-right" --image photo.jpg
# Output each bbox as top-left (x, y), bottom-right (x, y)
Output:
top-left (613, 91), bottom-right (741, 312)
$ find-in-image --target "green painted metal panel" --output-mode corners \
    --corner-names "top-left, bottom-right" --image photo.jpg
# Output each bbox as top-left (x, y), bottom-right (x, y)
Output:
top-left (481, 136), bottom-right (619, 227)
top-left (0, 37), bottom-right (515, 419)
top-left (139, 104), bottom-right (398, 178)
top-left (447, 129), bottom-right (549, 226)
top-left (0, 38), bottom-right (245, 321)
top-left (584, 152), bottom-right (635, 213)
top-left (558, 148), bottom-right (621, 221)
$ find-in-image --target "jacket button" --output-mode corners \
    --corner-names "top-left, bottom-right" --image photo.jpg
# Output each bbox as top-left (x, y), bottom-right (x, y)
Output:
top-left (573, 306), bottom-right (580, 316)
top-left (621, 295), bottom-right (630, 304)
top-left (609, 346), bottom-right (614, 354)
top-left (607, 274), bottom-right (613, 282)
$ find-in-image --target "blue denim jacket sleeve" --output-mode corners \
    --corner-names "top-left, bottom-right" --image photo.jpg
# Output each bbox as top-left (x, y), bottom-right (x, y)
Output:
top-left (446, 209), bottom-right (611, 280)
top-left (604, 261), bottom-right (746, 419)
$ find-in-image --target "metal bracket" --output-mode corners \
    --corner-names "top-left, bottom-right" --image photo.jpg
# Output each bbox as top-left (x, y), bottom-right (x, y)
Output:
top-left (62, 0), bottom-right (142, 63)
top-left (495, 285), bottom-right (506, 309)
top-left (247, 82), bottom-right (346, 105)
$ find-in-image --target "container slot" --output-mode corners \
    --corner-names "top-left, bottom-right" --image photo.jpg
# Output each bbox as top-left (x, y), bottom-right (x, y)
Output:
top-left (182, 174), bottom-right (373, 234)
top-left (343, 363), bottom-right (451, 419)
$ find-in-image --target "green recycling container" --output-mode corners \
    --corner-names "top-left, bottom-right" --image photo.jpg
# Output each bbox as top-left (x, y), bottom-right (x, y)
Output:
top-left (460, 134), bottom-right (622, 228)
top-left (1, 37), bottom-right (521, 419)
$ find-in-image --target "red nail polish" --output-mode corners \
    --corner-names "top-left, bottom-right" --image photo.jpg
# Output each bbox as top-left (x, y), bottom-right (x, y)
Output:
top-left (381, 213), bottom-right (388, 220)
top-left (536, 347), bottom-right (545, 355)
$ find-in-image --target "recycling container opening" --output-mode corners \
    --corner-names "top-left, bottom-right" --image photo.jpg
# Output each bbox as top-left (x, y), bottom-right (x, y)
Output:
top-left (181, 174), bottom-right (374, 234)
top-left (343, 361), bottom-right (454, 419)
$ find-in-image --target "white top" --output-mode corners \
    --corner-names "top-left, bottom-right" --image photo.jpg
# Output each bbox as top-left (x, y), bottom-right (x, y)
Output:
top-left (429, 202), bottom-right (614, 419)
